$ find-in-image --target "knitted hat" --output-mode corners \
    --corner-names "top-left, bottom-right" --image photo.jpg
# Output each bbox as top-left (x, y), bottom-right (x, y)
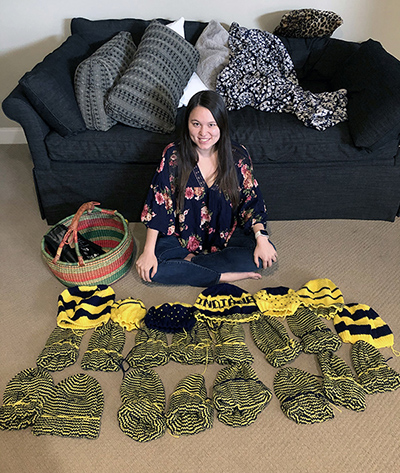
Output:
top-left (194, 283), bottom-right (260, 327)
top-left (57, 285), bottom-right (115, 329)
top-left (0, 367), bottom-right (55, 431)
top-left (145, 302), bottom-right (196, 333)
top-left (81, 319), bottom-right (126, 372)
top-left (253, 286), bottom-right (301, 317)
top-left (286, 306), bottom-right (342, 354)
top-left (273, 366), bottom-right (334, 424)
top-left (334, 303), bottom-right (395, 349)
top-left (169, 321), bottom-right (214, 365)
top-left (351, 340), bottom-right (400, 394)
top-left (32, 373), bottom-right (104, 439)
top-left (166, 373), bottom-right (213, 437)
top-left (36, 326), bottom-right (85, 371)
top-left (213, 322), bottom-right (254, 365)
top-left (213, 363), bottom-right (272, 427)
top-left (250, 315), bottom-right (302, 367)
top-left (317, 350), bottom-right (366, 412)
top-left (118, 368), bottom-right (166, 442)
top-left (296, 278), bottom-right (344, 319)
top-left (111, 297), bottom-right (146, 331)
top-left (125, 325), bottom-right (169, 369)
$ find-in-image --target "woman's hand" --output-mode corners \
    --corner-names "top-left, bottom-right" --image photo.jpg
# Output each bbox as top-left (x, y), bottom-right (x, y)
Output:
top-left (135, 249), bottom-right (158, 282)
top-left (135, 227), bottom-right (159, 282)
top-left (253, 236), bottom-right (278, 269)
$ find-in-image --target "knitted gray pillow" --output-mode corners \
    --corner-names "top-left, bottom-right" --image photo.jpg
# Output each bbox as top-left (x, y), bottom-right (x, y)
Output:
top-left (105, 21), bottom-right (199, 133)
top-left (75, 31), bottom-right (137, 131)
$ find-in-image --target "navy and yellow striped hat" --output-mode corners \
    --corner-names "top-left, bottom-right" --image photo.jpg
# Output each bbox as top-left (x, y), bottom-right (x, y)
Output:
top-left (334, 303), bottom-right (395, 350)
top-left (194, 283), bottom-right (260, 326)
top-left (57, 285), bottom-right (115, 330)
top-left (296, 278), bottom-right (344, 319)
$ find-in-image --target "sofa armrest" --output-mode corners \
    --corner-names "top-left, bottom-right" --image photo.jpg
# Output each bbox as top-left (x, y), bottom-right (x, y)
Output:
top-left (331, 39), bottom-right (400, 148)
top-left (2, 85), bottom-right (51, 170)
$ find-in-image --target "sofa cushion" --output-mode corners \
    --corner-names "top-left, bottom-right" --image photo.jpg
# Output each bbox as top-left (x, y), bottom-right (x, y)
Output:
top-left (71, 17), bottom-right (207, 49)
top-left (19, 35), bottom-right (92, 136)
top-left (74, 31), bottom-right (137, 132)
top-left (331, 39), bottom-right (400, 148)
top-left (195, 20), bottom-right (230, 90)
top-left (273, 9), bottom-right (343, 38)
top-left (105, 21), bottom-right (199, 133)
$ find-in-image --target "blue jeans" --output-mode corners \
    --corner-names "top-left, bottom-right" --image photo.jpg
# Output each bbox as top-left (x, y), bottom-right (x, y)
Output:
top-left (151, 228), bottom-right (272, 287)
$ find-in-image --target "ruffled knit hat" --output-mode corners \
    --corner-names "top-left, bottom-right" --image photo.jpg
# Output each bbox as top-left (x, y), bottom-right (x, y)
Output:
top-left (250, 315), bottom-right (302, 367)
top-left (81, 319), bottom-right (126, 372)
top-left (296, 278), bottom-right (344, 319)
top-left (111, 297), bottom-right (146, 331)
top-left (253, 286), bottom-right (301, 317)
top-left (286, 306), bottom-right (342, 354)
top-left (169, 321), bottom-right (214, 365)
top-left (118, 368), bottom-right (166, 442)
top-left (274, 366), bottom-right (334, 424)
top-left (0, 367), bottom-right (55, 430)
top-left (36, 326), bottom-right (85, 371)
top-left (351, 340), bottom-right (400, 394)
top-left (213, 363), bottom-right (272, 427)
top-left (125, 325), bottom-right (169, 369)
top-left (145, 302), bottom-right (196, 333)
top-left (194, 283), bottom-right (260, 327)
top-left (317, 350), bottom-right (366, 412)
top-left (32, 373), bottom-right (104, 439)
top-left (57, 285), bottom-right (115, 329)
top-left (166, 374), bottom-right (213, 437)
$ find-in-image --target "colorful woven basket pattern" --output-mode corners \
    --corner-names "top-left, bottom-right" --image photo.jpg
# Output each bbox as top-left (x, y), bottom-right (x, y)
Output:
top-left (41, 207), bottom-right (135, 287)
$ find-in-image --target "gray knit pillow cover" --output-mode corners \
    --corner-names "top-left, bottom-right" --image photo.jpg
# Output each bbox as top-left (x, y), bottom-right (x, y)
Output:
top-left (75, 31), bottom-right (137, 131)
top-left (105, 21), bottom-right (199, 133)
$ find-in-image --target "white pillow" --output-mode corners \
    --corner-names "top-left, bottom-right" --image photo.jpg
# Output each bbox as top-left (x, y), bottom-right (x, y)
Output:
top-left (167, 17), bottom-right (185, 38)
top-left (178, 72), bottom-right (209, 107)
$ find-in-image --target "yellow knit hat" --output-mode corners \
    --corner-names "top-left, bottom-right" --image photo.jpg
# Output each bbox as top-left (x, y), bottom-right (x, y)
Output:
top-left (110, 297), bottom-right (146, 331)
top-left (296, 278), bottom-right (344, 318)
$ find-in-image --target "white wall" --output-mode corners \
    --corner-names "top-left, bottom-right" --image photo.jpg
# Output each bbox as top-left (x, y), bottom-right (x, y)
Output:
top-left (1, 0), bottom-right (399, 134)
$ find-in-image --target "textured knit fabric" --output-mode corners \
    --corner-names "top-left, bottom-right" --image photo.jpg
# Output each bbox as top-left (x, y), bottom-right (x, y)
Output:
top-left (213, 322), bottom-right (254, 365)
top-left (118, 368), bottom-right (166, 442)
top-left (317, 350), bottom-right (366, 412)
top-left (253, 286), bottom-right (301, 317)
top-left (32, 373), bottom-right (104, 439)
top-left (57, 285), bottom-right (115, 329)
top-left (351, 340), bottom-right (400, 394)
top-left (296, 278), bottom-right (345, 319)
top-left (36, 326), bottom-right (85, 371)
top-left (250, 315), bottom-right (302, 367)
top-left (169, 321), bottom-right (214, 365)
top-left (334, 303), bottom-right (395, 349)
top-left (106, 21), bottom-right (199, 133)
top-left (75, 31), bottom-right (137, 131)
top-left (125, 325), bottom-right (169, 368)
top-left (144, 302), bottom-right (196, 333)
top-left (110, 297), bottom-right (146, 331)
top-left (166, 373), bottom-right (213, 437)
top-left (213, 363), bottom-right (272, 427)
top-left (0, 367), bottom-right (55, 430)
top-left (81, 319), bottom-right (125, 372)
top-left (286, 306), bottom-right (342, 354)
top-left (274, 366), bottom-right (334, 424)
top-left (194, 283), bottom-right (260, 327)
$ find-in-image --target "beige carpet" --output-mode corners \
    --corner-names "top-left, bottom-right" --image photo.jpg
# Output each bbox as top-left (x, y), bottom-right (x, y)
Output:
top-left (1, 144), bottom-right (399, 473)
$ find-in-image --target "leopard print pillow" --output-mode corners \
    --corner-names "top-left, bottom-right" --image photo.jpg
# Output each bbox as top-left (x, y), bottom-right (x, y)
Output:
top-left (273, 9), bottom-right (343, 38)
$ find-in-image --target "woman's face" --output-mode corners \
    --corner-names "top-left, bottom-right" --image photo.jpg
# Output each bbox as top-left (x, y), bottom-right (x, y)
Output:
top-left (188, 106), bottom-right (221, 152)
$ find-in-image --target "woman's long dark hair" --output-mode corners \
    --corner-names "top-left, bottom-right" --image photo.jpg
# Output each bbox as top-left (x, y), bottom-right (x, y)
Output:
top-left (177, 91), bottom-right (240, 210)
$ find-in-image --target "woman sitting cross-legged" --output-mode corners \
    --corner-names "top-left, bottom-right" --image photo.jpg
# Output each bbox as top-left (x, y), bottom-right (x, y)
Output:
top-left (135, 90), bottom-right (277, 287)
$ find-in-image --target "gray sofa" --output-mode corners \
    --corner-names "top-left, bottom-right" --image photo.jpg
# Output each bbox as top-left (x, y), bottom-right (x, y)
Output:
top-left (3, 17), bottom-right (400, 224)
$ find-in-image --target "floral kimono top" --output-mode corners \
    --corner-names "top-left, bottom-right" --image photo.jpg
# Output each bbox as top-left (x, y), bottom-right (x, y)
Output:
top-left (141, 142), bottom-right (268, 254)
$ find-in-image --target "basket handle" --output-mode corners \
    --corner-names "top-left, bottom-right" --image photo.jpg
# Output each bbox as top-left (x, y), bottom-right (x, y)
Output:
top-left (52, 201), bottom-right (115, 266)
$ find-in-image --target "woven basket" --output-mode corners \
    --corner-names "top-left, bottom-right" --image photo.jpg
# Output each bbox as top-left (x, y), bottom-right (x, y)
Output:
top-left (41, 205), bottom-right (135, 287)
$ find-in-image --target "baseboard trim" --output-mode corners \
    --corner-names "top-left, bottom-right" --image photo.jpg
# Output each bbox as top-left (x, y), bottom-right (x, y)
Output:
top-left (0, 127), bottom-right (27, 144)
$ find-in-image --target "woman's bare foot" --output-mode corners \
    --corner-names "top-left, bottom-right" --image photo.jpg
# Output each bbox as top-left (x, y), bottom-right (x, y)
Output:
top-left (219, 271), bottom-right (262, 283)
